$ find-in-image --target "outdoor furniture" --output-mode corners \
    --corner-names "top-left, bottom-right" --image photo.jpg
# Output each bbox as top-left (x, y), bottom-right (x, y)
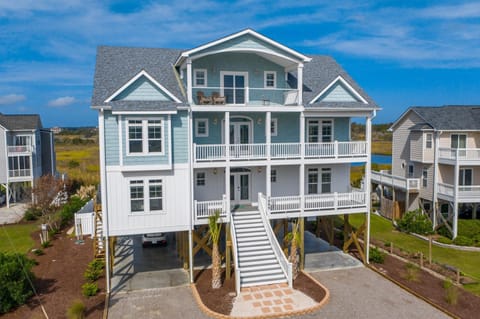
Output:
top-left (197, 91), bottom-right (212, 105)
top-left (212, 92), bottom-right (226, 104)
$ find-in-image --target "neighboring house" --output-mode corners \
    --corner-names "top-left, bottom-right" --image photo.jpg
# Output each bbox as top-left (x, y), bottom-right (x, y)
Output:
top-left (372, 106), bottom-right (480, 238)
top-left (0, 113), bottom-right (56, 207)
top-left (92, 29), bottom-right (378, 292)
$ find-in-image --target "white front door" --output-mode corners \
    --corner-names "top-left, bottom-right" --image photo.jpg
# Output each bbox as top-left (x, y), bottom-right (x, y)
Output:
top-left (230, 173), bottom-right (250, 204)
top-left (230, 122), bottom-right (251, 144)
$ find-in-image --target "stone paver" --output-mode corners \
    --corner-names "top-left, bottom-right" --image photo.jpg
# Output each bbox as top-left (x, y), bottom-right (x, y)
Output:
top-left (0, 203), bottom-right (27, 224)
top-left (230, 283), bottom-right (317, 317)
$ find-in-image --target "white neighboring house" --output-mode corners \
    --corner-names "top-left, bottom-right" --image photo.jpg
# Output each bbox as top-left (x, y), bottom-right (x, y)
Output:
top-left (0, 113), bottom-right (56, 207)
top-left (372, 105), bottom-right (480, 238)
top-left (91, 29), bottom-right (379, 292)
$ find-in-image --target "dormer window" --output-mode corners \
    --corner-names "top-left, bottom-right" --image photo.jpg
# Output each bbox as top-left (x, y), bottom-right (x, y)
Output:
top-left (264, 71), bottom-right (276, 88)
top-left (194, 69), bottom-right (207, 87)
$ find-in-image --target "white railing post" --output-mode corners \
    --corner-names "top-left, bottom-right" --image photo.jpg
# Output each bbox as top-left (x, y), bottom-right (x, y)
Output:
top-left (334, 141), bottom-right (338, 158)
top-left (334, 192), bottom-right (338, 212)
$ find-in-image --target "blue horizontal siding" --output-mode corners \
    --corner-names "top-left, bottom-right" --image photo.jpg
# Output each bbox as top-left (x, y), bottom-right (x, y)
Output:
top-left (104, 112), bottom-right (120, 166)
top-left (172, 111), bottom-right (189, 164)
top-left (114, 76), bottom-right (172, 101)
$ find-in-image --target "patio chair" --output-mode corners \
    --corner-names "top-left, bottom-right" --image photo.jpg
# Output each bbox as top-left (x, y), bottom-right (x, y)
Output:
top-left (212, 92), bottom-right (226, 104)
top-left (197, 91), bottom-right (212, 105)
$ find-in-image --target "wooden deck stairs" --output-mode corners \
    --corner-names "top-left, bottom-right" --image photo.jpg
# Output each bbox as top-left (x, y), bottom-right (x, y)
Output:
top-left (93, 202), bottom-right (105, 259)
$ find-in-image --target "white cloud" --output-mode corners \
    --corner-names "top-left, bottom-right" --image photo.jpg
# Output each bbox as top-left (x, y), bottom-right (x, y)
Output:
top-left (48, 96), bottom-right (76, 107)
top-left (0, 94), bottom-right (26, 105)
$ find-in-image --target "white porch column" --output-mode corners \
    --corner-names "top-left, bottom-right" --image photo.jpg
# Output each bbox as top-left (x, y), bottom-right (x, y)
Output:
top-left (432, 131), bottom-right (440, 228)
top-left (300, 113), bottom-right (305, 158)
top-left (6, 183), bottom-right (9, 208)
top-left (365, 115), bottom-right (372, 263)
top-left (297, 64), bottom-right (304, 105)
top-left (225, 112), bottom-right (230, 213)
top-left (300, 112), bottom-right (305, 213)
top-left (266, 112), bottom-right (271, 198)
top-left (187, 59), bottom-right (193, 104)
top-left (453, 152), bottom-right (459, 238)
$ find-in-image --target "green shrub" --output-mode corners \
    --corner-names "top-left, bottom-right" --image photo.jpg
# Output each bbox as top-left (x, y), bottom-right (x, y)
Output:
top-left (369, 247), bottom-right (385, 264)
top-left (84, 268), bottom-right (101, 282)
top-left (453, 235), bottom-right (473, 247)
top-left (436, 237), bottom-right (453, 245)
top-left (66, 299), bottom-right (85, 319)
top-left (23, 208), bottom-right (41, 221)
top-left (443, 279), bottom-right (458, 305)
top-left (88, 259), bottom-right (105, 272)
top-left (436, 225), bottom-right (452, 239)
top-left (41, 241), bottom-right (51, 249)
top-left (59, 197), bottom-right (88, 228)
top-left (0, 252), bottom-right (36, 314)
top-left (457, 219), bottom-right (480, 238)
top-left (32, 249), bottom-right (44, 256)
top-left (81, 282), bottom-right (98, 297)
top-left (397, 209), bottom-right (433, 235)
top-left (404, 263), bottom-right (419, 282)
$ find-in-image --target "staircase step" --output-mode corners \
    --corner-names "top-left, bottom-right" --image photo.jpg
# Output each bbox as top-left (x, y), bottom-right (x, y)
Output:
top-left (239, 253), bottom-right (275, 262)
top-left (238, 249), bottom-right (274, 257)
top-left (233, 214), bottom-right (261, 220)
top-left (236, 226), bottom-right (264, 233)
top-left (237, 235), bottom-right (268, 242)
top-left (237, 240), bottom-right (269, 247)
top-left (238, 245), bottom-right (271, 252)
top-left (235, 222), bottom-right (263, 229)
top-left (242, 264), bottom-right (282, 272)
top-left (241, 278), bottom-right (287, 287)
top-left (239, 258), bottom-right (278, 267)
top-left (241, 273), bottom-right (285, 282)
top-left (236, 230), bottom-right (265, 237)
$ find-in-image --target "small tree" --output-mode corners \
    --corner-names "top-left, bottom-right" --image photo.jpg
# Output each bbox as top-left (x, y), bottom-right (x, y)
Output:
top-left (31, 175), bottom-right (64, 230)
top-left (284, 219), bottom-right (301, 280)
top-left (208, 211), bottom-right (222, 289)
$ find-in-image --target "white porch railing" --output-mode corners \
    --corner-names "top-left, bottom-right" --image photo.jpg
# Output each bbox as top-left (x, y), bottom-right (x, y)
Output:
top-left (230, 211), bottom-right (241, 295)
top-left (8, 169), bottom-right (32, 178)
top-left (7, 145), bottom-right (33, 154)
top-left (258, 193), bottom-right (292, 288)
top-left (194, 195), bottom-right (228, 222)
top-left (194, 141), bottom-right (367, 162)
top-left (439, 148), bottom-right (480, 162)
top-left (371, 170), bottom-right (420, 191)
top-left (438, 183), bottom-right (480, 202)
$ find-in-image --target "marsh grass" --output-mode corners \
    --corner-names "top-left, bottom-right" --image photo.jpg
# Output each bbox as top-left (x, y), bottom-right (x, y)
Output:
top-left (404, 262), bottom-right (420, 282)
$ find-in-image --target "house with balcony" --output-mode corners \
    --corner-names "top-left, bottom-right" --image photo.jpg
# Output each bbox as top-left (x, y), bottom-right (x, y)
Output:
top-left (371, 105), bottom-right (480, 238)
top-left (0, 113), bottom-right (56, 207)
top-left (92, 29), bottom-right (378, 293)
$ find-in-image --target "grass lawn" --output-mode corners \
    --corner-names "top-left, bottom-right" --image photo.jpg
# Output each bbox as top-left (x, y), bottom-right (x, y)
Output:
top-left (0, 223), bottom-right (39, 253)
top-left (348, 214), bottom-right (480, 295)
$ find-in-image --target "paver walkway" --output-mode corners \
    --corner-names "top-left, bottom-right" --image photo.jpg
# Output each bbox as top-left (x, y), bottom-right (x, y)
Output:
top-left (0, 203), bottom-right (27, 224)
top-left (230, 283), bottom-right (318, 317)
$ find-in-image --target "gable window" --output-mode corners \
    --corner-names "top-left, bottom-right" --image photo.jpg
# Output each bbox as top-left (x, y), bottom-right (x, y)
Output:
top-left (308, 168), bottom-right (318, 194)
top-left (271, 169), bottom-right (277, 182)
top-left (127, 119), bottom-right (164, 155)
top-left (194, 69), bottom-right (207, 87)
top-left (130, 179), bottom-right (164, 213)
top-left (196, 172), bottom-right (206, 186)
top-left (307, 119), bottom-right (333, 143)
top-left (271, 118), bottom-right (278, 136)
top-left (422, 167), bottom-right (428, 188)
top-left (195, 119), bottom-right (209, 137)
top-left (264, 71), bottom-right (276, 88)
top-left (425, 133), bottom-right (433, 149)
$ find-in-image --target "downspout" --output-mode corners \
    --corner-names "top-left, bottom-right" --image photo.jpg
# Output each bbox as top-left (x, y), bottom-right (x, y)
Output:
top-left (98, 109), bottom-right (111, 293)
top-left (188, 108), bottom-right (194, 283)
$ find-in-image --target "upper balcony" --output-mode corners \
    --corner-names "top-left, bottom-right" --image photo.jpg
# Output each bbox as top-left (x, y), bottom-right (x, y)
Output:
top-left (194, 141), bottom-right (367, 164)
top-left (371, 170), bottom-right (420, 192)
top-left (437, 183), bottom-right (480, 203)
top-left (7, 145), bottom-right (33, 155)
top-left (438, 148), bottom-right (480, 165)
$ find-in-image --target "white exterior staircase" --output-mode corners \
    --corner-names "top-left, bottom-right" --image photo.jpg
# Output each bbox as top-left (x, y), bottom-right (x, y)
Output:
top-left (232, 210), bottom-right (289, 288)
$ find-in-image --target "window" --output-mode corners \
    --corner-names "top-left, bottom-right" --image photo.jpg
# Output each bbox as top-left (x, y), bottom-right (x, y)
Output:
top-left (130, 180), bottom-right (144, 212)
top-left (271, 169), bottom-right (277, 182)
top-left (451, 134), bottom-right (466, 149)
top-left (8, 156), bottom-right (30, 177)
top-left (408, 164), bottom-right (414, 178)
top-left (14, 135), bottom-right (31, 146)
top-left (459, 168), bottom-right (472, 187)
top-left (425, 133), bottom-right (433, 149)
top-left (194, 69), bottom-right (207, 87)
top-left (307, 119), bottom-right (333, 142)
top-left (195, 119), bottom-right (209, 137)
top-left (271, 118), bottom-right (278, 136)
top-left (308, 168), bottom-right (318, 194)
top-left (196, 172), bottom-right (206, 186)
top-left (130, 179), bottom-right (164, 213)
top-left (127, 119), bottom-right (164, 155)
top-left (422, 167), bottom-right (428, 188)
top-left (321, 168), bottom-right (331, 193)
top-left (423, 202), bottom-right (431, 212)
top-left (264, 71), bottom-right (276, 88)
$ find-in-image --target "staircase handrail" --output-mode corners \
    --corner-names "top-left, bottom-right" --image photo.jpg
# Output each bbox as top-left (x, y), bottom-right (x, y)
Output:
top-left (230, 210), bottom-right (241, 295)
top-left (258, 193), bottom-right (293, 288)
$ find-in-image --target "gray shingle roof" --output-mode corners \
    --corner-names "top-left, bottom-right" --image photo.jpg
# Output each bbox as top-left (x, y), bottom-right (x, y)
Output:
top-left (91, 47), bottom-right (378, 112)
top-left (411, 106), bottom-right (480, 130)
top-left (0, 114), bottom-right (42, 130)
top-left (91, 46), bottom-right (186, 107)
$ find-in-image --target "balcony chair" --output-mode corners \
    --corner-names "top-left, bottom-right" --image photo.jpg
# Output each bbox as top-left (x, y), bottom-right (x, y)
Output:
top-left (196, 91), bottom-right (212, 105)
top-left (212, 92), bottom-right (226, 105)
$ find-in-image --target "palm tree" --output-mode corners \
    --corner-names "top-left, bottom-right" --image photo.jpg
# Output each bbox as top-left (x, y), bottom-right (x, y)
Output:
top-left (208, 210), bottom-right (222, 289)
top-left (284, 218), bottom-right (301, 279)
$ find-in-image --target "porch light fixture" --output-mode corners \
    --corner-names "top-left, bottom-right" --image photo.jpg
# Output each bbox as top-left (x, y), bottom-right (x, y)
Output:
top-left (257, 117), bottom-right (262, 125)
top-left (213, 117), bottom-right (218, 125)
top-left (257, 167), bottom-right (262, 173)
top-left (213, 168), bottom-right (217, 175)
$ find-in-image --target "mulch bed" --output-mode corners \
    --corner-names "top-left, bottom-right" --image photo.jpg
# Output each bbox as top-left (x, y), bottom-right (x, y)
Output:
top-left (371, 254), bottom-right (480, 319)
top-left (194, 268), bottom-right (327, 315)
top-left (3, 228), bottom-right (105, 319)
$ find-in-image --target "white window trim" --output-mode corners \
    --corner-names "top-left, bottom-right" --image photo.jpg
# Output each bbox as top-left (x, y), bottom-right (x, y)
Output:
top-left (408, 163), bottom-right (414, 178)
top-left (321, 168), bottom-right (332, 194)
top-left (196, 171), bottom-right (206, 186)
top-left (307, 119), bottom-right (334, 143)
top-left (271, 118), bottom-right (278, 136)
top-left (193, 69), bottom-right (207, 87)
top-left (126, 118), bottom-right (165, 156)
top-left (425, 133), bottom-right (433, 149)
top-left (264, 71), bottom-right (276, 88)
top-left (195, 118), bottom-right (209, 137)
top-left (128, 178), bottom-right (165, 215)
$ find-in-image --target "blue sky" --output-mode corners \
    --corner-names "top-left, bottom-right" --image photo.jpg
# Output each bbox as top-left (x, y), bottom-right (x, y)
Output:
top-left (1, 1), bottom-right (479, 127)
